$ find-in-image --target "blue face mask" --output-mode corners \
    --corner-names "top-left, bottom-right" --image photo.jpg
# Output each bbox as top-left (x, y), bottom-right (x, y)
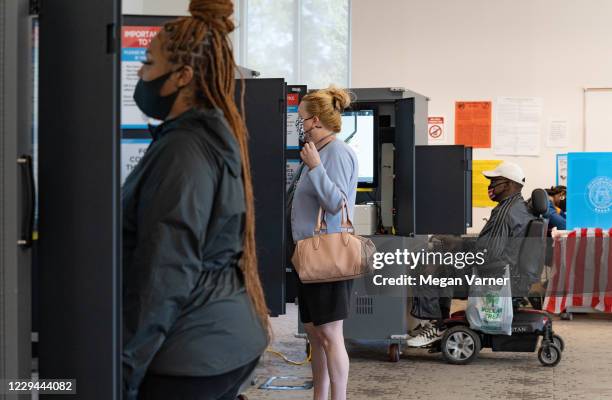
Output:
top-left (133, 68), bottom-right (183, 121)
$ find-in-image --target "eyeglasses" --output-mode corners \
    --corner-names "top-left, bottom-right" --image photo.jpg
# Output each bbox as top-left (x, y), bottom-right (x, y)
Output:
top-left (295, 115), bottom-right (314, 130)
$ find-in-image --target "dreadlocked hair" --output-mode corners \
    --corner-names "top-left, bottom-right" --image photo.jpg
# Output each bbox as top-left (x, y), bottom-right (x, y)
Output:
top-left (161, 0), bottom-right (270, 336)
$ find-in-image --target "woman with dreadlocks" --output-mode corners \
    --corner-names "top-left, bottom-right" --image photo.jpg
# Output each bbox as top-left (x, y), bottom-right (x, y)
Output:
top-left (122, 1), bottom-right (269, 398)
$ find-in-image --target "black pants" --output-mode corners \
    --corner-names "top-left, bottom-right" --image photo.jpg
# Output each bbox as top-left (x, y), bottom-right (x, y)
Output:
top-left (138, 358), bottom-right (259, 400)
top-left (411, 296), bottom-right (451, 321)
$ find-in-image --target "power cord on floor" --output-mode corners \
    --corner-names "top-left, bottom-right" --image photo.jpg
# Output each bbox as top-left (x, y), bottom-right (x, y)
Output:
top-left (266, 346), bottom-right (312, 365)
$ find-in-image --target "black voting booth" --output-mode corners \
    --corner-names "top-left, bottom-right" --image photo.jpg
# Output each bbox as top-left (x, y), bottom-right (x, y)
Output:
top-left (349, 89), bottom-right (472, 236)
top-left (350, 87), bottom-right (429, 236)
top-left (415, 145), bottom-right (473, 235)
top-left (239, 78), bottom-right (287, 316)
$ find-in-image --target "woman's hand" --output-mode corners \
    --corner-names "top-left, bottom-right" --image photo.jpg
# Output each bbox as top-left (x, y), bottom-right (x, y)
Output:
top-left (300, 142), bottom-right (321, 170)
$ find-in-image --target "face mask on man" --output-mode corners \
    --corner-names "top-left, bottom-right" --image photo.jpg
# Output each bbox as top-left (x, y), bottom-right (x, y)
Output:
top-left (487, 180), bottom-right (508, 202)
top-left (133, 68), bottom-right (183, 121)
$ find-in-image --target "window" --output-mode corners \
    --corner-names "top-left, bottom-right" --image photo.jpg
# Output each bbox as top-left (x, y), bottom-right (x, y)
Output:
top-left (234, 0), bottom-right (351, 89)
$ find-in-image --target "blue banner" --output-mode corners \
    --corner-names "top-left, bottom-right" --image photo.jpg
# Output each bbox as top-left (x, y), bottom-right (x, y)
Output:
top-left (567, 152), bottom-right (612, 229)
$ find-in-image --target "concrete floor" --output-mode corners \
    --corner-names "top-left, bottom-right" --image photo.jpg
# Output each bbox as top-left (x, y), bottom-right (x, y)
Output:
top-left (243, 303), bottom-right (612, 400)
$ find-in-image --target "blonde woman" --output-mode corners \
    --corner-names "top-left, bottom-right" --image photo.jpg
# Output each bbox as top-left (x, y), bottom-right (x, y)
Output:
top-left (291, 87), bottom-right (358, 400)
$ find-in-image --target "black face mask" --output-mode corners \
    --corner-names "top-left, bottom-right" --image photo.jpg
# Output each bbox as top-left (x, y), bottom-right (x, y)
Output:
top-left (487, 180), bottom-right (508, 202)
top-left (559, 197), bottom-right (566, 212)
top-left (133, 69), bottom-right (182, 121)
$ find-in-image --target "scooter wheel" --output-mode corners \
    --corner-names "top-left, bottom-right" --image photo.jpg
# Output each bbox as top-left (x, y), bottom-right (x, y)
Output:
top-left (441, 326), bottom-right (481, 365)
top-left (538, 343), bottom-right (562, 367)
top-left (388, 343), bottom-right (401, 363)
top-left (552, 334), bottom-right (565, 352)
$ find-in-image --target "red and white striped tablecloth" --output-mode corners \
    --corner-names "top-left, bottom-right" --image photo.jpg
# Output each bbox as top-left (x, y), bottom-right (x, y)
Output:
top-left (544, 228), bottom-right (612, 314)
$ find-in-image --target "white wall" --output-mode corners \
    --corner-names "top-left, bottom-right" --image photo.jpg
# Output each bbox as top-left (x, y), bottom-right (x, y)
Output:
top-left (351, 0), bottom-right (612, 231)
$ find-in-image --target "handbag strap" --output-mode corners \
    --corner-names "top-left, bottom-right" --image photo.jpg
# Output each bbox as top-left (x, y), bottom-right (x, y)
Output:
top-left (314, 195), bottom-right (354, 234)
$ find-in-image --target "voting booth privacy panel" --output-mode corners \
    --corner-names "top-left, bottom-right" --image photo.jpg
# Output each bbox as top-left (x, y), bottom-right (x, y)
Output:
top-left (240, 78), bottom-right (287, 316)
top-left (38, 0), bottom-right (122, 398)
top-left (542, 153), bottom-right (612, 317)
top-left (415, 145), bottom-right (473, 235)
top-left (349, 88), bottom-right (428, 236)
top-left (567, 152), bottom-right (612, 230)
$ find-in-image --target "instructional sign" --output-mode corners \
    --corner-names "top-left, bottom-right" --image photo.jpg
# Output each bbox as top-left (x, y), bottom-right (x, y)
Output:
top-left (286, 85), bottom-right (307, 149)
top-left (547, 119), bottom-right (569, 148)
top-left (455, 101), bottom-right (492, 148)
top-left (427, 116), bottom-right (446, 144)
top-left (121, 138), bottom-right (152, 184)
top-left (121, 26), bottom-right (162, 130)
top-left (493, 97), bottom-right (542, 156)
top-left (287, 93), bottom-right (300, 149)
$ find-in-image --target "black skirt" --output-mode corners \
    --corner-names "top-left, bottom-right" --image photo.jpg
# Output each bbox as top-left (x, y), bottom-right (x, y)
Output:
top-left (297, 274), bottom-right (353, 326)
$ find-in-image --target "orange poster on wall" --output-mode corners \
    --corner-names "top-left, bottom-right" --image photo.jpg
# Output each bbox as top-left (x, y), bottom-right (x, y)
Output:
top-left (455, 101), bottom-right (492, 148)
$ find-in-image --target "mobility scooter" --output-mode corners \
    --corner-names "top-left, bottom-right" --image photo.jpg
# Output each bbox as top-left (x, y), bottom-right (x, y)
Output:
top-left (427, 189), bottom-right (565, 367)
top-left (439, 302), bottom-right (564, 366)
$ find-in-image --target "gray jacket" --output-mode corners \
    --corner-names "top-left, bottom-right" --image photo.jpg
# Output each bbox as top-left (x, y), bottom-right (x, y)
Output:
top-left (122, 108), bottom-right (267, 399)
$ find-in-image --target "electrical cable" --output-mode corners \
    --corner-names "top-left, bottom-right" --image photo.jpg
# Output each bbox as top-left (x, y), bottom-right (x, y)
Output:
top-left (265, 346), bottom-right (311, 366)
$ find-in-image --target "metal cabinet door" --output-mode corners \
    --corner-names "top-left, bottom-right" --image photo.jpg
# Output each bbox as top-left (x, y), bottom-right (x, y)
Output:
top-left (239, 78), bottom-right (287, 316)
top-left (37, 0), bottom-right (121, 398)
top-left (1, 0), bottom-right (34, 398)
top-left (415, 145), bottom-right (470, 235)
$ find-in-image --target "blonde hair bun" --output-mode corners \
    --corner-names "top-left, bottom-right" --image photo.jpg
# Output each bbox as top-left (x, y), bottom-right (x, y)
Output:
top-left (324, 85), bottom-right (352, 112)
top-left (302, 85), bottom-right (354, 133)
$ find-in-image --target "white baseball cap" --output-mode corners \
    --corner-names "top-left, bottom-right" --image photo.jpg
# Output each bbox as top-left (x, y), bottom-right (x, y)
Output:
top-left (483, 161), bottom-right (526, 185)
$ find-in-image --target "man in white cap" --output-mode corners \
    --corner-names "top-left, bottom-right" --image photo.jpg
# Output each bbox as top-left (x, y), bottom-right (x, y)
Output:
top-left (484, 161), bottom-right (526, 203)
top-left (479, 161), bottom-right (532, 258)
top-left (407, 161), bottom-right (534, 347)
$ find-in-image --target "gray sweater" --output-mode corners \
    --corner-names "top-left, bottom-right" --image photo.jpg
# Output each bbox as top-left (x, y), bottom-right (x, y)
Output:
top-left (291, 139), bottom-right (359, 242)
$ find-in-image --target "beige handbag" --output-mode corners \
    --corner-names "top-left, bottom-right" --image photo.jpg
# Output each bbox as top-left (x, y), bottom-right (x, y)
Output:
top-left (291, 201), bottom-right (377, 283)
